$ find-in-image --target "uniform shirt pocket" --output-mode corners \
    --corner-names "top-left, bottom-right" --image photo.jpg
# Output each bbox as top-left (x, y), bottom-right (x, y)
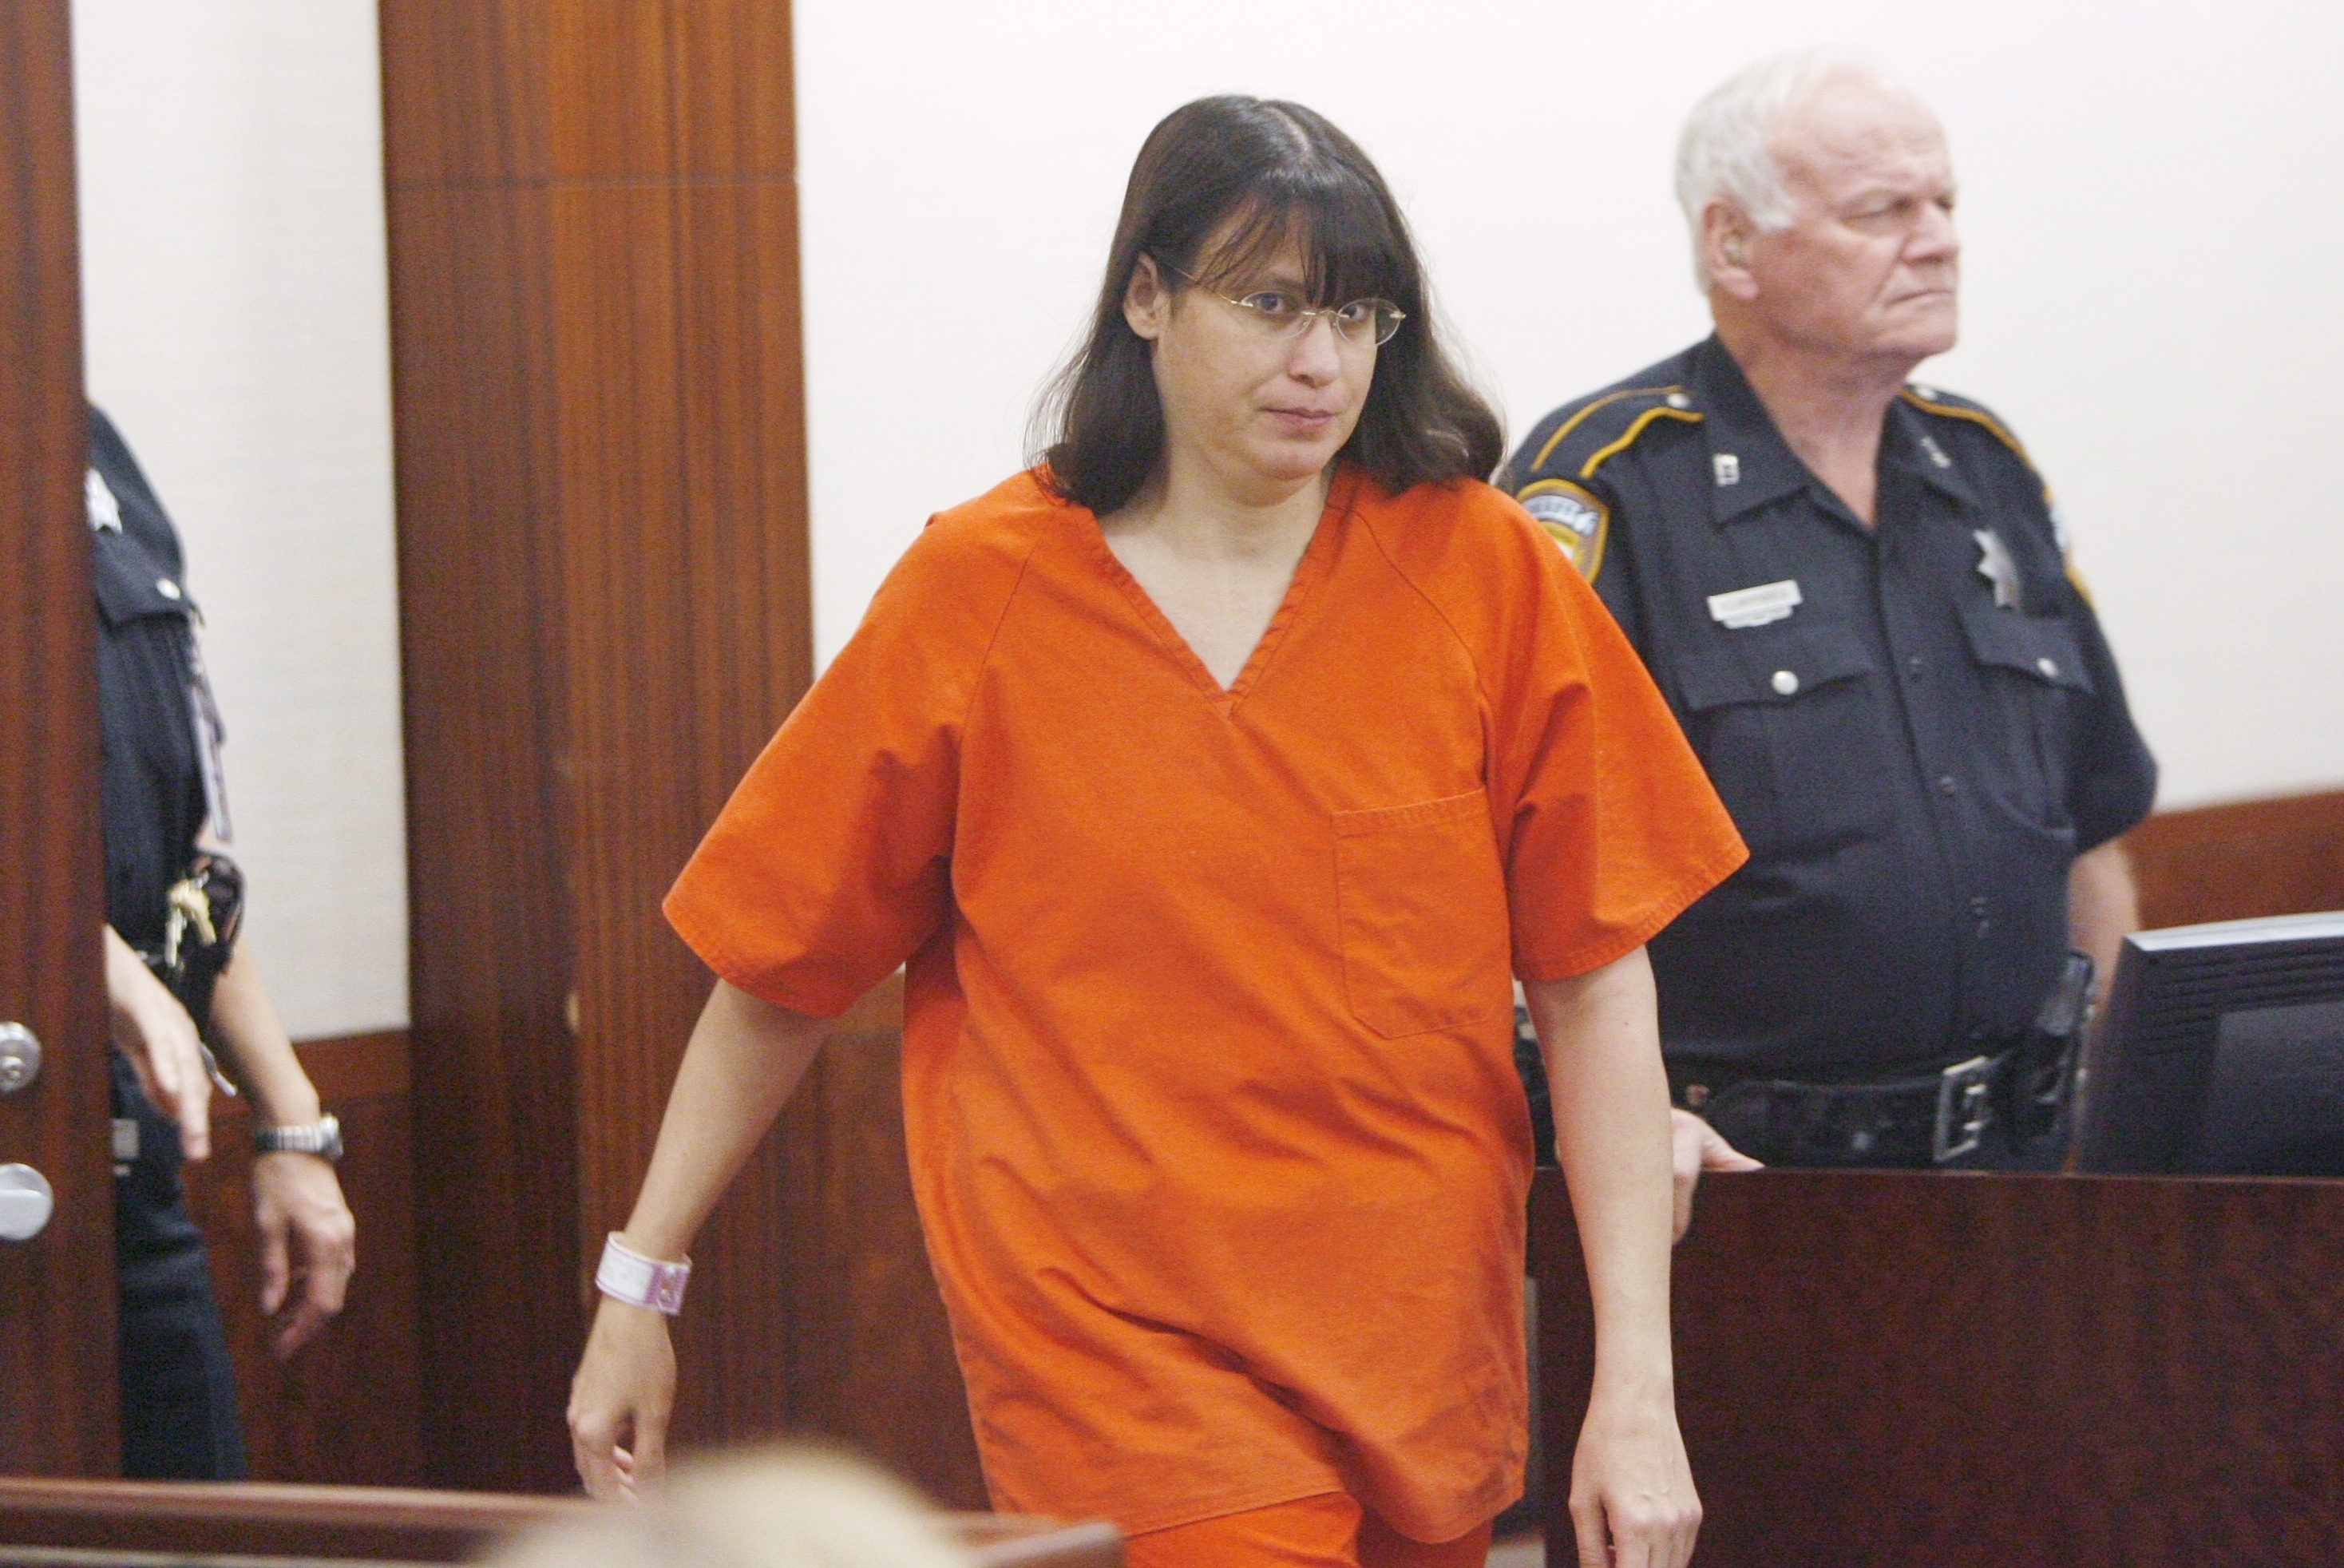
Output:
top-left (1332, 790), bottom-right (1511, 1039)
top-left (1673, 623), bottom-right (1890, 858)
top-left (1958, 604), bottom-right (2093, 834)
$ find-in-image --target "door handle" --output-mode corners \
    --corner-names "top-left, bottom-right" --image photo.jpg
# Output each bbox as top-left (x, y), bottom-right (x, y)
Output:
top-left (0, 1164), bottom-right (54, 1241)
top-left (0, 1022), bottom-right (39, 1093)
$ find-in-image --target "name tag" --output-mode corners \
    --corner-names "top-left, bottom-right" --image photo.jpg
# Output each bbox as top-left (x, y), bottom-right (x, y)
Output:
top-left (1707, 579), bottom-right (1802, 630)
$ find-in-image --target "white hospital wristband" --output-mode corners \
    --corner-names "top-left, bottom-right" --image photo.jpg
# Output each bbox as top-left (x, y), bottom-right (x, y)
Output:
top-left (596, 1233), bottom-right (691, 1316)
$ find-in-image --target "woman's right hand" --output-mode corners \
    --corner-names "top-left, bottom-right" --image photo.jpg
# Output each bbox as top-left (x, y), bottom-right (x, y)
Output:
top-left (568, 1298), bottom-right (678, 1500)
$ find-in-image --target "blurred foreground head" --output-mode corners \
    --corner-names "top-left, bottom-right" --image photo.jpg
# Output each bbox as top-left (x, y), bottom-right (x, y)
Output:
top-left (494, 1448), bottom-right (970, 1568)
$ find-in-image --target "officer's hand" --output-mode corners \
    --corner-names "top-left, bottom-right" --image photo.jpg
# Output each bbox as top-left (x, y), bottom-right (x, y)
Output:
top-left (102, 925), bottom-right (213, 1161)
top-left (252, 1151), bottom-right (356, 1358)
top-left (1671, 1108), bottom-right (1761, 1244)
top-left (570, 1298), bottom-right (677, 1502)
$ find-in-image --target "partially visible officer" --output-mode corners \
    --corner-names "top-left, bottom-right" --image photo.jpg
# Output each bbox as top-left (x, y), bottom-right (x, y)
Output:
top-left (1499, 51), bottom-right (2156, 1174)
top-left (89, 404), bottom-right (357, 1478)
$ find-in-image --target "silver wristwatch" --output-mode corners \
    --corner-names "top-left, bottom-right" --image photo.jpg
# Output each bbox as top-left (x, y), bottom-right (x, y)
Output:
top-left (255, 1113), bottom-right (343, 1162)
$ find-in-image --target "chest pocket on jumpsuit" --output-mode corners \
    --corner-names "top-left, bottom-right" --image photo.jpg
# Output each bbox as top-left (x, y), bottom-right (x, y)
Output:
top-left (1332, 789), bottom-right (1511, 1038)
top-left (1957, 602), bottom-right (2094, 838)
top-left (1672, 622), bottom-right (1889, 859)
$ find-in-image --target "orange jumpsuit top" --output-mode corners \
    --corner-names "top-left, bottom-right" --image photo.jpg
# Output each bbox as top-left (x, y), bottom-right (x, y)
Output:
top-left (665, 467), bottom-right (1746, 1540)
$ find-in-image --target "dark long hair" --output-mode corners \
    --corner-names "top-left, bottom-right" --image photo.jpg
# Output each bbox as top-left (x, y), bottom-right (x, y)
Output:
top-left (1032, 96), bottom-right (1503, 515)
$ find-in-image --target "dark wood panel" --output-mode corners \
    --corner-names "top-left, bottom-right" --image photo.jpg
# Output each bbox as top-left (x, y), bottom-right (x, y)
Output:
top-left (1534, 1167), bottom-right (2344, 1567)
top-left (385, 2), bottom-right (815, 1492)
top-left (382, 2), bottom-right (795, 188)
top-left (779, 976), bottom-right (987, 1508)
top-left (378, 2), bottom-right (551, 188)
top-left (176, 1033), bottom-right (420, 1486)
top-left (542, 5), bottom-right (674, 182)
top-left (291, 1030), bottom-right (410, 1104)
top-left (651, 182), bottom-right (816, 1442)
top-left (0, 0), bottom-right (119, 1477)
top-left (666, 0), bottom-right (796, 177)
top-left (385, 174), bottom-right (580, 1494)
top-left (2128, 790), bottom-right (2344, 932)
top-left (670, 177), bottom-right (814, 764)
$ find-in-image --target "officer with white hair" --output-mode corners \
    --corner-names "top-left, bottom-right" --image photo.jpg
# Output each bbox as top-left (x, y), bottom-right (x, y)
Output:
top-left (1502, 50), bottom-right (2156, 1174)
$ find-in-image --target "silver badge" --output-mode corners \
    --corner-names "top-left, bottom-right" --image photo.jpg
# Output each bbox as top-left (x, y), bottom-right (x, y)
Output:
top-left (1974, 529), bottom-right (2022, 611)
top-left (1918, 434), bottom-right (1952, 469)
top-left (85, 468), bottom-right (122, 532)
top-left (1712, 453), bottom-right (1740, 487)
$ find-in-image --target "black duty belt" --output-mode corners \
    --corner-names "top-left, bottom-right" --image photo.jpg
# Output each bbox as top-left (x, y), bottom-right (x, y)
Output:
top-left (1677, 1052), bottom-right (2012, 1168)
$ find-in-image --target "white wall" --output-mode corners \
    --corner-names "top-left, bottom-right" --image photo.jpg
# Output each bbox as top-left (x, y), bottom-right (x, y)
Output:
top-left (74, 1), bottom-right (406, 1037)
top-left (57, 0), bottom-right (2343, 1039)
top-left (796, 0), bottom-right (2344, 809)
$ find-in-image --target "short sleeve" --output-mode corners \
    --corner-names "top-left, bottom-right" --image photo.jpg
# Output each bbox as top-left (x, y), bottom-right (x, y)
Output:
top-left (1491, 522), bottom-right (1747, 980)
top-left (664, 521), bottom-right (1020, 1016)
top-left (2058, 581), bottom-right (2159, 852)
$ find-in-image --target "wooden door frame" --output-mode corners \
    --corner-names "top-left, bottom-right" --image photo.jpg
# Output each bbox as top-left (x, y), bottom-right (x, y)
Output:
top-left (0, 0), bottom-right (122, 1477)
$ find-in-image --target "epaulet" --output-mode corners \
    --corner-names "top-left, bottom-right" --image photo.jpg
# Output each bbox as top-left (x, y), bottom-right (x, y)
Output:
top-left (1898, 382), bottom-right (2037, 473)
top-left (1903, 382), bottom-right (2093, 598)
top-left (1504, 382), bottom-right (1701, 584)
top-left (1512, 382), bottom-right (1703, 487)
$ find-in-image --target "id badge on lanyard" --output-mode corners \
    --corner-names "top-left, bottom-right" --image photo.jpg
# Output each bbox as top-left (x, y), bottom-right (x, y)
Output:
top-left (184, 632), bottom-right (235, 845)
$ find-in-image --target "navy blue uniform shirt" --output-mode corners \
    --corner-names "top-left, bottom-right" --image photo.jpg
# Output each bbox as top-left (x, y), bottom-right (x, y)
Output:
top-left (89, 404), bottom-right (216, 952)
top-left (1501, 337), bottom-right (2157, 1083)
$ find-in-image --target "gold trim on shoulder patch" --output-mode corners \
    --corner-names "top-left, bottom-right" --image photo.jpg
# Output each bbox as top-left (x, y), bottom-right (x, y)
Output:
top-left (1516, 478), bottom-right (1610, 582)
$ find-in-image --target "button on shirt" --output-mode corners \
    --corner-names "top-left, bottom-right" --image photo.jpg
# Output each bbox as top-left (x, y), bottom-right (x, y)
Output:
top-left (1502, 338), bottom-right (2157, 1082)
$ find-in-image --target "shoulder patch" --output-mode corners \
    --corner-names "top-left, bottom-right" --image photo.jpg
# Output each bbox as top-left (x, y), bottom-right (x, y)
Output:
top-left (1514, 478), bottom-right (1610, 581)
top-left (1899, 385), bottom-right (2035, 471)
top-left (1520, 384), bottom-right (1703, 486)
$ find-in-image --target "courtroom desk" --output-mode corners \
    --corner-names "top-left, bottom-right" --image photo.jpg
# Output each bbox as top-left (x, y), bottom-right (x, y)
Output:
top-left (0, 1480), bottom-right (1121, 1568)
top-left (1530, 1166), bottom-right (2344, 1567)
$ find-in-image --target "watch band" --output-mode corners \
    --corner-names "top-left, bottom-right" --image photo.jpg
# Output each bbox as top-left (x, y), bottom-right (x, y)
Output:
top-left (596, 1233), bottom-right (691, 1316)
top-left (254, 1113), bottom-right (342, 1162)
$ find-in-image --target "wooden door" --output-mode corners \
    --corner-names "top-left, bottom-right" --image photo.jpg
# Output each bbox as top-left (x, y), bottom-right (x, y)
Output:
top-left (0, 0), bottom-right (123, 1476)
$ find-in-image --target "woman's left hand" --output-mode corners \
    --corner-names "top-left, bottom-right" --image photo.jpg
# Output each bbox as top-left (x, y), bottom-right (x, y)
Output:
top-left (1566, 1381), bottom-right (1701, 1568)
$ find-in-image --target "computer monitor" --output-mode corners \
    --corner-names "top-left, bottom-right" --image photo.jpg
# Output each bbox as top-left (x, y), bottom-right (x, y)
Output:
top-left (2072, 910), bottom-right (2344, 1175)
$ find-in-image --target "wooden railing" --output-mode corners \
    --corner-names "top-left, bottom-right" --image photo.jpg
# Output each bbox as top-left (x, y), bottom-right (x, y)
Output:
top-left (0, 1479), bottom-right (1119, 1568)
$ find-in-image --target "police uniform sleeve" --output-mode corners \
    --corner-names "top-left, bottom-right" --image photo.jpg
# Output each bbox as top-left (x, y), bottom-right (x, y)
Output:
top-left (2052, 565), bottom-right (2158, 852)
top-left (1498, 380), bottom-right (1706, 655)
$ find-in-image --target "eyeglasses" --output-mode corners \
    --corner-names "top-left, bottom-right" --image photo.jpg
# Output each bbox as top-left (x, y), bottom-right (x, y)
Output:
top-left (1164, 262), bottom-right (1405, 348)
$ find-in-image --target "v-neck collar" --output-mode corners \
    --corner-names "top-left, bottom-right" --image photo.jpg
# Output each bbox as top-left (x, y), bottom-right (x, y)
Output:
top-left (1084, 465), bottom-right (1357, 712)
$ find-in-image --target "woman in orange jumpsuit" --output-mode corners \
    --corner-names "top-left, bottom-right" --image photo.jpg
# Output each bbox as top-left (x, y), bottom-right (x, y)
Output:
top-left (568, 96), bottom-right (1744, 1568)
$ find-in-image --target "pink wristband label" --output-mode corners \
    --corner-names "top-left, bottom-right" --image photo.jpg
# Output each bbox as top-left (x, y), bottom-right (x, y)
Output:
top-left (596, 1234), bottom-right (690, 1315)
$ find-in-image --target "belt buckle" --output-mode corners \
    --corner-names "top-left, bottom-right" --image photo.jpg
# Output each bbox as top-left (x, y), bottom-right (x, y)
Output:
top-left (1933, 1055), bottom-right (1994, 1163)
